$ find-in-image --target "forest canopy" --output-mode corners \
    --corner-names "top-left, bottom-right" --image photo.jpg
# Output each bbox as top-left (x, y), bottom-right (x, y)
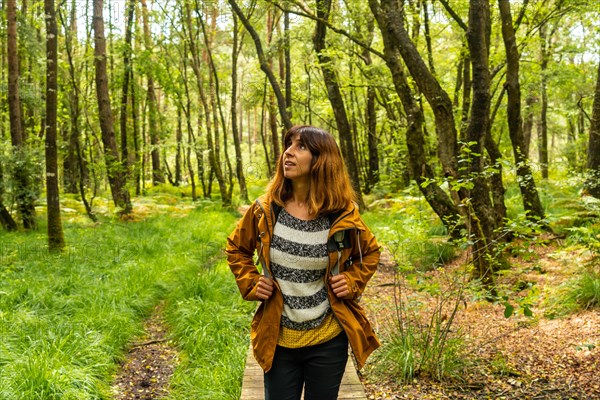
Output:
top-left (0, 0), bottom-right (599, 259)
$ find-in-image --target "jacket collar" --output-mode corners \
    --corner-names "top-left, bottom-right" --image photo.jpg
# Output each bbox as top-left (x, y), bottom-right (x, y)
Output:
top-left (255, 193), bottom-right (362, 233)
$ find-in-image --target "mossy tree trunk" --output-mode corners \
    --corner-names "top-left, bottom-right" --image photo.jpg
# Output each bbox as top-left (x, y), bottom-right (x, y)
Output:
top-left (93, 0), bottom-right (132, 214)
top-left (7, 0), bottom-right (36, 230)
top-left (585, 58), bottom-right (600, 198)
top-left (44, 0), bottom-right (65, 251)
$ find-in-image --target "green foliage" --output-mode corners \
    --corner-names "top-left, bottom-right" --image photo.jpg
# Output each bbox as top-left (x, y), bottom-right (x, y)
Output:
top-left (0, 200), bottom-right (247, 398)
top-left (164, 261), bottom-right (253, 400)
top-left (0, 146), bottom-right (44, 210)
top-left (545, 265), bottom-right (600, 318)
top-left (364, 199), bottom-right (467, 383)
top-left (365, 191), bottom-right (457, 274)
top-left (370, 269), bottom-right (469, 383)
top-left (545, 221), bottom-right (600, 317)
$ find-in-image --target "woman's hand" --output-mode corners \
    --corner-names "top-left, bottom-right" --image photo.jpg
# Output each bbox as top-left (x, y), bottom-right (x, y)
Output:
top-left (256, 276), bottom-right (274, 300)
top-left (329, 274), bottom-right (350, 298)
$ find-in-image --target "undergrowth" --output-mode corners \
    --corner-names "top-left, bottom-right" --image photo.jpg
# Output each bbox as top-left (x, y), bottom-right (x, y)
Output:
top-left (0, 198), bottom-right (251, 399)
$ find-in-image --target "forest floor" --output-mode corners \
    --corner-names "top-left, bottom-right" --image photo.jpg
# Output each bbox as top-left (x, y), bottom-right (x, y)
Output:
top-left (107, 202), bottom-right (599, 400)
top-left (360, 239), bottom-right (600, 399)
top-left (111, 302), bottom-right (179, 400)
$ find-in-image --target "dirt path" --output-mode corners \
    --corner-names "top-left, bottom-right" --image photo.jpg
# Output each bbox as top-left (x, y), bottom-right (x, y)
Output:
top-left (112, 303), bottom-right (179, 399)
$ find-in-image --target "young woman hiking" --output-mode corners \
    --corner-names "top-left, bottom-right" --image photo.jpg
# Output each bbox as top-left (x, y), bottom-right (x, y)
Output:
top-left (227, 125), bottom-right (380, 400)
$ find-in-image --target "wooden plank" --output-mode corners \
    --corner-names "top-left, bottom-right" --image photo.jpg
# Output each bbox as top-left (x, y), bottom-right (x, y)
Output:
top-left (240, 345), bottom-right (367, 400)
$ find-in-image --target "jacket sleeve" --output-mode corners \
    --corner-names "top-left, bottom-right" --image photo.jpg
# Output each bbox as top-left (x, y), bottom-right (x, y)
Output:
top-left (342, 218), bottom-right (380, 300)
top-left (226, 206), bottom-right (261, 301)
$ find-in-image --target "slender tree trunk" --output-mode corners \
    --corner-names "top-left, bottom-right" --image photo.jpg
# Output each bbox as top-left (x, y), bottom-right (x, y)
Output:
top-left (62, 0), bottom-right (79, 194)
top-left (313, 0), bottom-right (364, 209)
top-left (460, 50), bottom-right (472, 140)
top-left (141, 0), bottom-right (163, 185)
top-left (485, 120), bottom-right (508, 230)
top-left (423, 0), bottom-right (436, 76)
top-left (119, 0), bottom-right (135, 180)
top-left (130, 68), bottom-right (141, 195)
top-left (284, 8), bottom-right (292, 117)
top-left (357, 16), bottom-right (380, 194)
top-left (93, 0), bottom-right (132, 213)
top-left (585, 58), bottom-right (600, 198)
top-left (174, 109), bottom-right (182, 186)
top-left (266, 7), bottom-right (281, 165)
top-left (61, 0), bottom-right (96, 221)
top-left (231, 13), bottom-right (249, 203)
top-left (194, 2), bottom-right (231, 206)
top-left (228, 0), bottom-right (292, 130)
top-left (539, 25), bottom-right (550, 179)
top-left (179, 50), bottom-right (197, 200)
top-left (44, 0), bottom-right (65, 251)
top-left (522, 93), bottom-right (536, 156)
top-left (498, 0), bottom-right (545, 222)
top-left (8, 0), bottom-right (36, 229)
top-left (260, 80), bottom-right (273, 177)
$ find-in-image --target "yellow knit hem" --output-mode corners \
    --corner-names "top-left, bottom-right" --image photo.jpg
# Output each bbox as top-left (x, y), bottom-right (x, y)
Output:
top-left (277, 312), bottom-right (343, 348)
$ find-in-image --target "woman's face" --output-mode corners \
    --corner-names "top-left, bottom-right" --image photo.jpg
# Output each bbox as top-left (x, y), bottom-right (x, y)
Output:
top-left (283, 133), bottom-right (313, 182)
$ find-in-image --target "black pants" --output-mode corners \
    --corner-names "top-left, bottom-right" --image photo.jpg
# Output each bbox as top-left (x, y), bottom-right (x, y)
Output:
top-left (264, 333), bottom-right (349, 400)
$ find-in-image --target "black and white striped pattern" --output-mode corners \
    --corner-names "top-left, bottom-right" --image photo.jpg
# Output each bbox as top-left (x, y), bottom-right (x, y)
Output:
top-left (271, 209), bottom-right (330, 330)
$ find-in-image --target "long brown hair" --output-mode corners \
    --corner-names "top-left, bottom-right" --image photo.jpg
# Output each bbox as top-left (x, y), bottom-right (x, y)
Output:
top-left (267, 125), bottom-right (356, 216)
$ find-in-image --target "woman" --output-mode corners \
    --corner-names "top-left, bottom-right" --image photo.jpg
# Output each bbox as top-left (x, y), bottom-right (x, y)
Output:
top-left (227, 125), bottom-right (380, 400)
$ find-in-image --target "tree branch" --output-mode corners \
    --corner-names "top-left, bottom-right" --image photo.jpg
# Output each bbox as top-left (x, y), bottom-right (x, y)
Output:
top-left (264, 0), bottom-right (386, 60)
top-left (436, 0), bottom-right (467, 31)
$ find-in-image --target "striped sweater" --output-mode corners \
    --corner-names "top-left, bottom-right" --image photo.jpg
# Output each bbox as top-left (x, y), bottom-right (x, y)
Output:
top-left (270, 209), bottom-right (331, 331)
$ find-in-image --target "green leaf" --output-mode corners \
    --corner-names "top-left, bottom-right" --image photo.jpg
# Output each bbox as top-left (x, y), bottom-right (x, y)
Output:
top-left (504, 303), bottom-right (514, 318)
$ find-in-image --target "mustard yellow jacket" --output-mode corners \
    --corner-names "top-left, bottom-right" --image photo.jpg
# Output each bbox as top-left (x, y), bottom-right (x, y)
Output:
top-left (226, 194), bottom-right (381, 372)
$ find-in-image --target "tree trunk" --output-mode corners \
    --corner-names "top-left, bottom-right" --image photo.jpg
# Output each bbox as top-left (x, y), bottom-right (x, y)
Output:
top-left (284, 8), bottom-right (292, 117)
top-left (194, 3), bottom-right (232, 207)
top-left (93, 0), bottom-right (132, 213)
top-left (360, 17), bottom-right (380, 194)
top-left (313, 0), bottom-right (364, 209)
top-left (119, 0), bottom-right (135, 181)
top-left (538, 25), bottom-right (549, 179)
top-left (585, 58), bottom-right (600, 198)
top-left (266, 7), bottom-right (281, 166)
top-left (44, 0), bottom-right (65, 251)
top-left (141, 0), bottom-right (164, 186)
top-left (7, 0), bottom-right (36, 229)
top-left (231, 13), bottom-right (249, 203)
top-left (369, 0), bottom-right (459, 181)
top-left (182, 2), bottom-right (214, 199)
top-left (522, 93), bottom-right (536, 157)
top-left (498, 0), bottom-right (545, 222)
top-left (0, 162), bottom-right (18, 231)
top-left (130, 67), bottom-right (142, 196)
top-left (465, 0), bottom-right (497, 284)
top-left (62, 0), bottom-right (80, 195)
top-left (369, 0), bottom-right (462, 238)
top-left (62, 0), bottom-right (96, 222)
top-left (175, 109), bottom-right (183, 186)
top-left (229, 0), bottom-right (293, 130)
top-left (460, 51), bottom-right (472, 140)
top-left (179, 51), bottom-right (197, 200)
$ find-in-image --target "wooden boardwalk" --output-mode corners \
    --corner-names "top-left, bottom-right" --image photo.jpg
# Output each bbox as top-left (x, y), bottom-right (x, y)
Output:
top-left (240, 346), bottom-right (367, 400)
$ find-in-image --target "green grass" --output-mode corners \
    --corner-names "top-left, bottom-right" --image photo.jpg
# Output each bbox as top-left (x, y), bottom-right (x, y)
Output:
top-left (0, 200), bottom-right (252, 399)
top-left (164, 260), bottom-right (253, 399)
